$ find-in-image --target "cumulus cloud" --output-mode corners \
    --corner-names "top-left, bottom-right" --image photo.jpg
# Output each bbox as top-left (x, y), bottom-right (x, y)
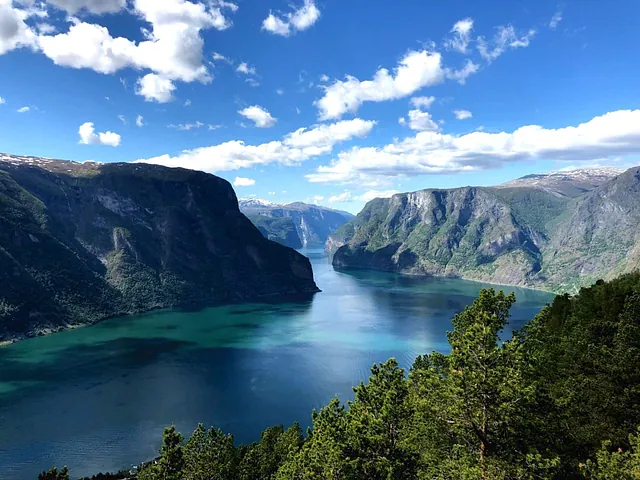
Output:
top-left (444, 18), bottom-right (474, 54)
top-left (78, 122), bottom-right (121, 146)
top-left (238, 105), bottom-right (277, 128)
top-left (315, 50), bottom-right (444, 120)
top-left (477, 25), bottom-right (536, 62)
top-left (410, 96), bottom-right (436, 109)
top-left (135, 117), bottom-right (375, 173)
top-left (17, 106), bottom-right (29, 113)
top-left (31, 0), bottom-right (238, 101)
top-left (399, 109), bottom-right (439, 132)
top-left (262, 0), bottom-right (320, 37)
top-left (283, 118), bottom-right (376, 148)
top-left (453, 109), bottom-right (472, 120)
top-left (135, 73), bottom-right (176, 103)
top-left (0, 1), bottom-right (38, 55)
top-left (136, 115), bottom-right (144, 127)
top-left (233, 177), bottom-right (255, 186)
top-left (306, 110), bottom-right (640, 185)
top-left (549, 10), bottom-right (562, 30)
top-left (46, 0), bottom-right (127, 14)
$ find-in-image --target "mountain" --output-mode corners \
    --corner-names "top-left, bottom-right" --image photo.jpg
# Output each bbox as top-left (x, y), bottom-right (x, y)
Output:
top-left (0, 154), bottom-right (319, 342)
top-left (239, 199), bottom-right (354, 249)
top-left (328, 167), bottom-right (640, 293)
top-left (496, 167), bottom-right (624, 198)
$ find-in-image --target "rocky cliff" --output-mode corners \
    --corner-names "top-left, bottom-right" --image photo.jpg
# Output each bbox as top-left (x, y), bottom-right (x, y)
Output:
top-left (239, 200), bottom-right (353, 248)
top-left (0, 154), bottom-right (319, 341)
top-left (328, 167), bottom-right (640, 293)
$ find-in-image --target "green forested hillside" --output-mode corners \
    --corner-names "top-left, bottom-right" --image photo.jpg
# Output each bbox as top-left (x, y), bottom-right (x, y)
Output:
top-left (49, 273), bottom-right (640, 480)
top-left (329, 167), bottom-right (640, 293)
top-left (0, 157), bottom-right (319, 342)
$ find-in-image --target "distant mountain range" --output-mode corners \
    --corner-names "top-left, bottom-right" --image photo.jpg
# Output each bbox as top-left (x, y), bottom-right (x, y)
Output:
top-left (0, 154), bottom-right (318, 342)
top-left (239, 199), bottom-right (354, 249)
top-left (328, 167), bottom-right (640, 293)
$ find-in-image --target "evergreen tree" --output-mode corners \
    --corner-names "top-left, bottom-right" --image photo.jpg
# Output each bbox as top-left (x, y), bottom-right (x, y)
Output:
top-left (182, 423), bottom-right (236, 480)
top-left (409, 289), bottom-right (557, 479)
top-left (581, 427), bottom-right (640, 479)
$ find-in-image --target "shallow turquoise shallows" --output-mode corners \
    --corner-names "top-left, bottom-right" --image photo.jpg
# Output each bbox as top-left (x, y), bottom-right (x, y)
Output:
top-left (0, 249), bottom-right (554, 479)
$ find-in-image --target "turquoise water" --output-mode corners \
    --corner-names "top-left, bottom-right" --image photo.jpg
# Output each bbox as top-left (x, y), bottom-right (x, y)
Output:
top-left (0, 250), bottom-right (554, 479)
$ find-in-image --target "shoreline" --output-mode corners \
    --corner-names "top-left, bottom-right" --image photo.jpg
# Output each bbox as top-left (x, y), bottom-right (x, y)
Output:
top-left (0, 287), bottom-right (320, 347)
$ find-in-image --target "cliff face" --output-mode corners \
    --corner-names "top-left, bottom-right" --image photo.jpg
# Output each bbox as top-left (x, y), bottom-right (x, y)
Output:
top-left (0, 155), bottom-right (319, 341)
top-left (328, 167), bottom-right (640, 293)
top-left (239, 200), bottom-right (353, 248)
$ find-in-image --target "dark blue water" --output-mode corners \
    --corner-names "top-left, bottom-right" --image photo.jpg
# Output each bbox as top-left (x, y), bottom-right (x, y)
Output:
top-left (0, 250), bottom-right (554, 479)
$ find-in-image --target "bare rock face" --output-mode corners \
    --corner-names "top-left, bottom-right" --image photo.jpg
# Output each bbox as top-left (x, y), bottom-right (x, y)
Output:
top-left (328, 167), bottom-right (640, 293)
top-left (0, 154), bottom-right (319, 341)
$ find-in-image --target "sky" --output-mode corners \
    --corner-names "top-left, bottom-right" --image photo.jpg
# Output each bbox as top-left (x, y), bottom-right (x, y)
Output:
top-left (0, 0), bottom-right (639, 213)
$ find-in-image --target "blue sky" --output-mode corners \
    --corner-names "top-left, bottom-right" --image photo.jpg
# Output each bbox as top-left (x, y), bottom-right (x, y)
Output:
top-left (1, 0), bottom-right (639, 213)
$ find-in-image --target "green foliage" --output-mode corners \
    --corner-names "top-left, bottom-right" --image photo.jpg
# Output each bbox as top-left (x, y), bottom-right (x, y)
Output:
top-left (37, 466), bottom-right (69, 480)
top-left (581, 428), bottom-right (640, 479)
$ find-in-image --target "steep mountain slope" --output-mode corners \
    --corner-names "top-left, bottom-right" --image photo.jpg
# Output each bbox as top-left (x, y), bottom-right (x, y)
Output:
top-left (0, 154), bottom-right (319, 341)
top-left (328, 167), bottom-right (640, 293)
top-left (496, 167), bottom-right (624, 197)
top-left (239, 199), bottom-right (353, 248)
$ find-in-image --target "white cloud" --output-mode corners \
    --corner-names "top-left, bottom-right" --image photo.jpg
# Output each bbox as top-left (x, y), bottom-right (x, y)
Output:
top-left (356, 190), bottom-right (399, 202)
top-left (36, 23), bottom-right (56, 35)
top-left (319, 74), bottom-right (329, 82)
top-left (46, 0), bottom-right (127, 14)
top-left (549, 11), bottom-right (562, 30)
top-left (307, 109), bottom-right (640, 185)
top-left (399, 109), bottom-right (439, 132)
top-left (0, 96), bottom-right (5, 104)
top-left (31, 0), bottom-right (239, 101)
top-left (284, 118), bottom-right (375, 148)
top-left (410, 96), bottom-right (436, 109)
top-left (262, 13), bottom-right (290, 36)
top-left (453, 109), bottom-right (472, 120)
top-left (17, 106), bottom-right (30, 113)
top-left (316, 49), bottom-right (444, 120)
top-left (238, 105), bottom-right (277, 128)
top-left (445, 59), bottom-right (480, 84)
top-left (236, 62), bottom-right (256, 75)
top-left (135, 117), bottom-right (375, 173)
top-left (78, 122), bottom-right (121, 146)
top-left (262, 0), bottom-right (320, 37)
top-left (328, 191), bottom-right (351, 203)
top-left (184, 99), bottom-right (191, 106)
top-left (135, 73), bottom-right (176, 103)
top-left (276, 88), bottom-right (284, 95)
top-left (245, 77), bottom-right (260, 87)
top-left (212, 51), bottom-right (231, 63)
top-left (477, 25), bottom-right (536, 62)
top-left (168, 121), bottom-right (204, 130)
top-left (118, 114), bottom-right (127, 124)
top-left (0, 1), bottom-right (38, 55)
top-left (136, 115), bottom-right (145, 127)
top-left (233, 176), bottom-right (255, 186)
top-left (310, 195), bottom-right (324, 203)
top-left (208, 124), bottom-right (221, 130)
top-left (444, 18), bottom-right (474, 54)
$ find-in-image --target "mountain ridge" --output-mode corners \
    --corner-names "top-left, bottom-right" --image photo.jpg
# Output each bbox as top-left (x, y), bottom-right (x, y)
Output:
top-left (240, 199), bottom-right (354, 249)
top-left (0, 154), bottom-right (319, 342)
top-left (328, 166), bottom-right (639, 293)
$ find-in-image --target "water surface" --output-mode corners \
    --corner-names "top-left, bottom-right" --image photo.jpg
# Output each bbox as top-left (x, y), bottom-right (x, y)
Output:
top-left (0, 250), bottom-right (554, 478)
